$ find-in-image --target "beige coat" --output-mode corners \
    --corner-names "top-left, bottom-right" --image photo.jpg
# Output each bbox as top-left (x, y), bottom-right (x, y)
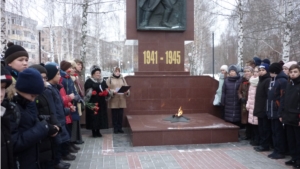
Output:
top-left (106, 74), bottom-right (130, 109)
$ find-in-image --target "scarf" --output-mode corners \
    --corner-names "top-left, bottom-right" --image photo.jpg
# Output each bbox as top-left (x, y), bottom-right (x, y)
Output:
top-left (249, 76), bottom-right (259, 87)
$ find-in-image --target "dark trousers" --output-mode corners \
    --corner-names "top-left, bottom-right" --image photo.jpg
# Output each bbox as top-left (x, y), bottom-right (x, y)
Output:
top-left (245, 123), bottom-right (253, 138)
top-left (251, 124), bottom-right (260, 143)
top-left (271, 119), bottom-right (286, 154)
top-left (54, 142), bottom-right (70, 165)
top-left (285, 124), bottom-right (300, 161)
top-left (111, 108), bottom-right (124, 131)
top-left (258, 116), bottom-right (272, 148)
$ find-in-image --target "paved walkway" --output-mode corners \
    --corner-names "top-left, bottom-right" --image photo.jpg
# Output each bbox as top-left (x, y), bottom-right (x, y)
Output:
top-left (68, 128), bottom-right (292, 169)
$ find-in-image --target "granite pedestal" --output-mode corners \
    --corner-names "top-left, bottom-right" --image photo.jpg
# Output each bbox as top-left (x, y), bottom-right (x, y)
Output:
top-left (127, 113), bottom-right (239, 147)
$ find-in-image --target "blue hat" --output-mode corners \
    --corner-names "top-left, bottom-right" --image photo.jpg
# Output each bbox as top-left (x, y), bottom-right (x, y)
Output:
top-left (259, 63), bottom-right (269, 72)
top-left (253, 57), bottom-right (261, 66)
top-left (16, 68), bottom-right (44, 94)
top-left (228, 65), bottom-right (238, 74)
top-left (44, 64), bottom-right (59, 81)
top-left (262, 59), bottom-right (270, 65)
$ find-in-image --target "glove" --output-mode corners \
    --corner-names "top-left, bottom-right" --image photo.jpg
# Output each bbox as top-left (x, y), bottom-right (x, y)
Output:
top-left (241, 98), bottom-right (247, 104)
top-left (99, 90), bottom-right (109, 97)
top-left (74, 95), bottom-right (81, 102)
top-left (47, 123), bottom-right (58, 136)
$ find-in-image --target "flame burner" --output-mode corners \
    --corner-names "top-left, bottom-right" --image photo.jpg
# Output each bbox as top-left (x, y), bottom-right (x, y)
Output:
top-left (163, 107), bottom-right (190, 123)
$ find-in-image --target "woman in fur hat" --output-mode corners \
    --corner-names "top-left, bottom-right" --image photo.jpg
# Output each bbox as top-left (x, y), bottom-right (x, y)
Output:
top-left (84, 65), bottom-right (109, 137)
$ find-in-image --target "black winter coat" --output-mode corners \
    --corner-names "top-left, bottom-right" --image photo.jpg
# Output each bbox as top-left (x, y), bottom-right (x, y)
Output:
top-left (84, 78), bottom-right (109, 130)
top-left (266, 71), bottom-right (288, 119)
top-left (1, 99), bottom-right (20, 169)
top-left (281, 76), bottom-right (300, 126)
top-left (10, 95), bottom-right (49, 169)
top-left (35, 89), bottom-right (60, 164)
top-left (253, 73), bottom-right (271, 118)
top-left (45, 84), bottom-right (70, 144)
top-left (221, 75), bottom-right (242, 122)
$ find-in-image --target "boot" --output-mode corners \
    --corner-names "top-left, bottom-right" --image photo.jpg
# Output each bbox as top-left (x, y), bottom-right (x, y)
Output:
top-left (92, 130), bottom-right (97, 138)
top-left (62, 154), bottom-right (76, 161)
top-left (160, 9), bottom-right (172, 27)
top-left (68, 145), bottom-right (78, 153)
top-left (70, 143), bottom-right (80, 150)
top-left (96, 130), bottom-right (102, 137)
top-left (140, 11), bottom-right (152, 27)
top-left (54, 162), bottom-right (69, 169)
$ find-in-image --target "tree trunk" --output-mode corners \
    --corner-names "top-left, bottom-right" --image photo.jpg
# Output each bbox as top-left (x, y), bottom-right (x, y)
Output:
top-left (282, 0), bottom-right (293, 63)
top-left (81, 0), bottom-right (88, 68)
top-left (1, 0), bottom-right (7, 57)
top-left (237, 0), bottom-right (244, 67)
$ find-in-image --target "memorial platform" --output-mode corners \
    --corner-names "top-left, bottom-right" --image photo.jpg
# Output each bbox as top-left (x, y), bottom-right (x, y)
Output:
top-left (127, 113), bottom-right (239, 147)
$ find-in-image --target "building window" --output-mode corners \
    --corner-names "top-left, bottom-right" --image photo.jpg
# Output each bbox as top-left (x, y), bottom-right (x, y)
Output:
top-left (31, 44), bottom-right (35, 49)
top-left (42, 46), bottom-right (44, 49)
top-left (12, 30), bottom-right (15, 34)
top-left (42, 38), bottom-right (44, 41)
top-left (32, 54), bottom-right (35, 59)
top-left (11, 18), bottom-right (15, 24)
top-left (7, 30), bottom-right (10, 35)
top-left (23, 42), bottom-right (28, 48)
top-left (31, 35), bottom-right (35, 40)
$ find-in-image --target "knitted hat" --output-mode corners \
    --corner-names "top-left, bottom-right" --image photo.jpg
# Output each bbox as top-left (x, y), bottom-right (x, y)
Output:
top-left (90, 65), bottom-right (101, 75)
top-left (243, 66), bottom-right (253, 72)
top-left (269, 63), bottom-right (282, 74)
top-left (220, 65), bottom-right (228, 72)
top-left (228, 65), bottom-right (238, 74)
top-left (259, 63), bottom-right (269, 72)
top-left (29, 64), bottom-right (47, 74)
top-left (16, 68), bottom-right (44, 95)
top-left (253, 57), bottom-right (261, 66)
top-left (4, 42), bottom-right (29, 64)
top-left (262, 59), bottom-right (271, 65)
top-left (45, 64), bottom-right (59, 81)
top-left (278, 60), bottom-right (285, 66)
top-left (1, 66), bottom-right (12, 88)
top-left (283, 61), bottom-right (297, 69)
top-left (60, 60), bottom-right (72, 71)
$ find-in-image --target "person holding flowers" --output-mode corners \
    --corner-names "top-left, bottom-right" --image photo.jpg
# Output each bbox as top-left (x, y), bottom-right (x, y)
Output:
top-left (84, 65), bottom-right (109, 137)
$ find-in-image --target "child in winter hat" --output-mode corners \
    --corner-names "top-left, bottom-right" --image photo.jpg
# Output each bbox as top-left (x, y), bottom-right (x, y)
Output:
top-left (220, 65), bottom-right (228, 72)
top-left (262, 59), bottom-right (271, 65)
top-left (4, 42), bottom-right (29, 75)
top-left (282, 61), bottom-right (297, 76)
top-left (259, 63), bottom-right (269, 73)
top-left (15, 68), bottom-right (45, 96)
top-left (253, 57), bottom-right (262, 66)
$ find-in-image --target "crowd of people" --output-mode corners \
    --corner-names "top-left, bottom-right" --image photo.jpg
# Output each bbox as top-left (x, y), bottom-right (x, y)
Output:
top-left (214, 57), bottom-right (300, 169)
top-left (1, 42), bottom-right (130, 169)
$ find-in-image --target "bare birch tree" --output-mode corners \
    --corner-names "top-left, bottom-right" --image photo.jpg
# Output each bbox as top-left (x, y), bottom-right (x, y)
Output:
top-left (1, 0), bottom-right (7, 57)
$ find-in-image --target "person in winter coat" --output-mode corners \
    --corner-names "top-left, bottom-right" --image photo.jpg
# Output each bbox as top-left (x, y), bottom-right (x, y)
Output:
top-left (45, 63), bottom-right (75, 168)
top-left (213, 65), bottom-right (227, 106)
top-left (280, 64), bottom-right (300, 168)
top-left (30, 64), bottom-right (72, 169)
top-left (84, 65), bottom-right (109, 137)
top-left (3, 42), bottom-right (29, 101)
top-left (221, 65), bottom-right (242, 125)
top-left (73, 59), bottom-right (85, 125)
top-left (106, 67), bottom-right (130, 134)
top-left (283, 61), bottom-right (298, 76)
top-left (253, 63), bottom-right (272, 152)
top-left (60, 60), bottom-right (84, 145)
top-left (266, 63), bottom-right (288, 159)
top-left (10, 68), bottom-right (59, 169)
top-left (246, 66), bottom-right (260, 146)
top-left (1, 66), bottom-right (17, 169)
top-left (238, 66), bottom-right (253, 140)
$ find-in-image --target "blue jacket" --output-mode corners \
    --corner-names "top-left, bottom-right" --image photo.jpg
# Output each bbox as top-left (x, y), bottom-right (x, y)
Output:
top-left (10, 95), bottom-right (49, 169)
top-left (267, 71), bottom-right (288, 119)
top-left (221, 75), bottom-right (243, 122)
top-left (60, 70), bottom-right (80, 121)
top-left (45, 84), bottom-right (70, 144)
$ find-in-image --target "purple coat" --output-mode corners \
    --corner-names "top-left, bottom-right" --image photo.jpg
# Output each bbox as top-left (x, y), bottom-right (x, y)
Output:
top-left (221, 75), bottom-right (242, 122)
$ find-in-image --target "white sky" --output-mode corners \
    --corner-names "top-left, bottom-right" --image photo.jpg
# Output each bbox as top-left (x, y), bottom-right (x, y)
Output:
top-left (5, 0), bottom-right (236, 43)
